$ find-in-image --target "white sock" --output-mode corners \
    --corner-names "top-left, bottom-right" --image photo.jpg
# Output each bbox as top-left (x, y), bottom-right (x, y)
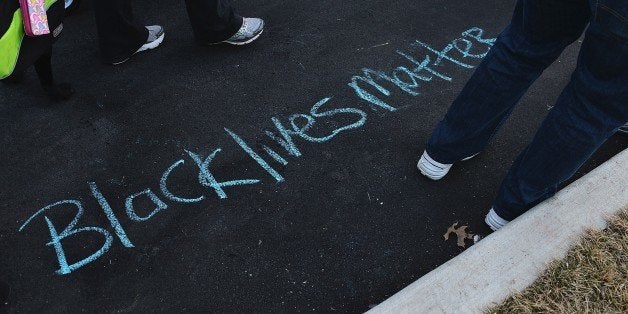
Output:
top-left (485, 207), bottom-right (509, 231)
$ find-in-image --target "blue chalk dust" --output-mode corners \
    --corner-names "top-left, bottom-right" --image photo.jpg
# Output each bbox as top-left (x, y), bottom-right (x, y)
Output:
top-left (18, 27), bottom-right (497, 275)
top-left (19, 200), bottom-right (114, 275)
top-left (125, 189), bottom-right (169, 222)
top-left (226, 128), bottom-right (285, 183)
top-left (186, 148), bottom-right (260, 199)
top-left (160, 159), bottom-right (206, 203)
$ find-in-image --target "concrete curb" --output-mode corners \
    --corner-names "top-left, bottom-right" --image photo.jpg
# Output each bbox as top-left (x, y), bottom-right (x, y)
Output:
top-left (368, 148), bottom-right (628, 314)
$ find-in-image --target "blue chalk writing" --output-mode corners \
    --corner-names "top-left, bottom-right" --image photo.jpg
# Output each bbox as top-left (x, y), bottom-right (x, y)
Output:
top-left (125, 189), bottom-right (168, 222)
top-left (452, 38), bottom-right (488, 59)
top-left (396, 51), bottom-right (452, 82)
top-left (292, 97), bottom-right (368, 143)
top-left (347, 68), bottom-right (397, 111)
top-left (19, 26), bottom-right (497, 275)
top-left (413, 40), bottom-right (474, 69)
top-left (390, 66), bottom-right (423, 95)
top-left (46, 219), bottom-right (113, 275)
top-left (160, 159), bottom-right (206, 203)
top-left (225, 128), bottom-right (285, 183)
top-left (265, 117), bottom-right (303, 157)
top-left (288, 113), bottom-right (315, 136)
top-left (348, 43), bottom-right (466, 110)
top-left (89, 182), bottom-right (134, 248)
top-left (20, 199), bottom-right (82, 232)
top-left (19, 200), bottom-right (113, 275)
top-left (462, 27), bottom-right (496, 46)
top-left (262, 145), bottom-right (289, 165)
top-left (186, 149), bottom-right (260, 199)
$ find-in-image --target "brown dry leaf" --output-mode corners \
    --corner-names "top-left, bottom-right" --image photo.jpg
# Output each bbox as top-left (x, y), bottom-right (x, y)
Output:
top-left (444, 222), bottom-right (458, 240)
top-left (444, 223), bottom-right (474, 248)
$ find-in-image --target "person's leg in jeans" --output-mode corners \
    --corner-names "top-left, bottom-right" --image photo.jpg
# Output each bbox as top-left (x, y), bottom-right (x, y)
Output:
top-left (184, 0), bottom-right (242, 44)
top-left (418, 0), bottom-right (590, 179)
top-left (488, 0), bottom-right (628, 228)
top-left (93, 0), bottom-right (149, 64)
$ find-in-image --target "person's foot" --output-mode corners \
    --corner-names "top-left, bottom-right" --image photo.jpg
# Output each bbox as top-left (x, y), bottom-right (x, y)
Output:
top-left (138, 25), bottom-right (165, 52)
top-left (222, 18), bottom-right (264, 45)
top-left (618, 123), bottom-right (628, 134)
top-left (112, 25), bottom-right (164, 65)
top-left (417, 150), bottom-right (478, 180)
top-left (485, 208), bottom-right (509, 231)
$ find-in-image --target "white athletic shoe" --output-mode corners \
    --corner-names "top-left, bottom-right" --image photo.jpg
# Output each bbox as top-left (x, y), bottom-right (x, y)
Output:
top-left (112, 25), bottom-right (164, 65)
top-left (222, 18), bottom-right (264, 45)
top-left (485, 207), bottom-right (509, 231)
top-left (417, 150), bottom-right (478, 180)
top-left (137, 25), bottom-right (165, 52)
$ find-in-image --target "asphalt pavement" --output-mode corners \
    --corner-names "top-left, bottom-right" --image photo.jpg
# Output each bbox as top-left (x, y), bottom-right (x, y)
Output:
top-left (1, 0), bottom-right (626, 311)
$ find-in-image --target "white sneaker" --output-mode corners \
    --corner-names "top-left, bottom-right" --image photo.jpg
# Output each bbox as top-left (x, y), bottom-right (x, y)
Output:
top-left (485, 207), bottom-right (509, 231)
top-left (417, 150), bottom-right (478, 180)
top-left (137, 25), bottom-right (165, 52)
top-left (222, 18), bottom-right (264, 45)
top-left (112, 25), bottom-right (164, 65)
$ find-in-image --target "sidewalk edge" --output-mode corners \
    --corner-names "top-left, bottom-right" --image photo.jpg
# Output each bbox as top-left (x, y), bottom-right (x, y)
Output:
top-left (368, 148), bottom-right (628, 314)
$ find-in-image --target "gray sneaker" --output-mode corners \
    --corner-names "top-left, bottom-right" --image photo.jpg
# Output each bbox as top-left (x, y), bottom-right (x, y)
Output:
top-left (138, 25), bottom-right (165, 52)
top-left (223, 18), bottom-right (264, 45)
top-left (112, 25), bottom-right (164, 65)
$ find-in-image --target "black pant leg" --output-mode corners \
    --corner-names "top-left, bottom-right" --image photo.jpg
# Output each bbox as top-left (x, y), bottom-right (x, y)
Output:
top-left (34, 49), bottom-right (54, 86)
top-left (184, 0), bottom-right (242, 43)
top-left (94, 0), bottom-right (148, 63)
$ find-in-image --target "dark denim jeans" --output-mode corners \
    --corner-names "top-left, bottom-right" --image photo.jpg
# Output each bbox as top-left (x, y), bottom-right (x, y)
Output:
top-left (425, 0), bottom-right (628, 221)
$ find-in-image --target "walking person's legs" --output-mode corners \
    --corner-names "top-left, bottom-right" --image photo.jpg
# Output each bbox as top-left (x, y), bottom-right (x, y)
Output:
top-left (487, 0), bottom-right (628, 229)
top-left (93, 0), bottom-right (163, 65)
top-left (184, 0), bottom-right (241, 43)
top-left (184, 0), bottom-right (264, 45)
top-left (418, 0), bottom-right (590, 180)
top-left (93, 0), bottom-right (262, 65)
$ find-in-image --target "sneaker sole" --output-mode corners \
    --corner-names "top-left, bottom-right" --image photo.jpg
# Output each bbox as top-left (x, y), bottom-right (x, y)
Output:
top-left (223, 28), bottom-right (264, 46)
top-left (418, 168), bottom-right (445, 180)
top-left (137, 32), bottom-right (165, 52)
top-left (111, 32), bottom-right (165, 65)
top-left (417, 152), bottom-right (479, 181)
top-left (417, 160), bottom-right (448, 180)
